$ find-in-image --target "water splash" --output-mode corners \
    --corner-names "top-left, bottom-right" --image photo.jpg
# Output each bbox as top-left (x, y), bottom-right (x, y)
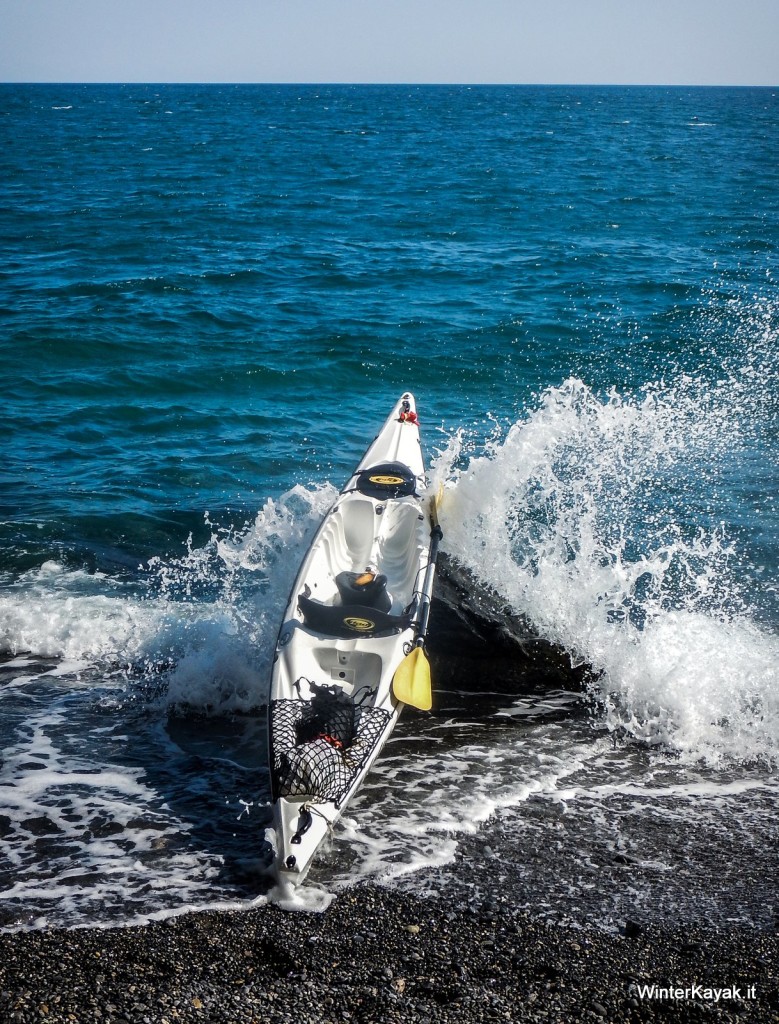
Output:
top-left (0, 483), bottom-right (338, 713)
top-left (436, 331), bottom-right (779, 764)
top-left (150, 481), bottom-right (337, 712)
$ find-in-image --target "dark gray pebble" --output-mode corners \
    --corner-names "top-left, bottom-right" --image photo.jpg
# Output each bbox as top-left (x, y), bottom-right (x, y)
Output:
top-left (0, 883), bottom-right (775, 1023)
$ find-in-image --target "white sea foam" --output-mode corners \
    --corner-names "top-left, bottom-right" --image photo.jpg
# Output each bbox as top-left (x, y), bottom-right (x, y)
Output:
top-left (0, 558), bottom-right (177, 667)
top-left (0, 686), bottom-right (272, 930)
top-left (310, 710), bottom-right (602, 889)
top-left (0, 484), bottom-right (342, 929)
top-left (313, 688), bottom-right (778, 927)
top-left (434, 344), bottom-right (779, 764)
top-left (0, 483), bottom-right (337, 712)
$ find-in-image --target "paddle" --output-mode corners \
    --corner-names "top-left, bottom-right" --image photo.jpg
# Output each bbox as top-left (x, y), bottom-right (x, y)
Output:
top-left (392, 493), bottom-right (443, 711)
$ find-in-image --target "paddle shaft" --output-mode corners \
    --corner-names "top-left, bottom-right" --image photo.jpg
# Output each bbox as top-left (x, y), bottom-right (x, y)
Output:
top-left (391, 499), bottom-right (441, 712)
top-left (414, 505), bottom-right (443, 649)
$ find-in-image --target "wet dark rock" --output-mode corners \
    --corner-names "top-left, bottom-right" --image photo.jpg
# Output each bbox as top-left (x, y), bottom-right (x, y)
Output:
top-left (428, 553), bottom-right (587, 691)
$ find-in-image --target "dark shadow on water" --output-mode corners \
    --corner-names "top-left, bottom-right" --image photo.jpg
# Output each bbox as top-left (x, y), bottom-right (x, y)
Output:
top-left (161, 709), bottom-right (276, 895)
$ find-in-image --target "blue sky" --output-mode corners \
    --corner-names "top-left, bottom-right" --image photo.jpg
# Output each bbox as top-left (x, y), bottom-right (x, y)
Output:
top-left (2, 0), bottom-right (777, 85)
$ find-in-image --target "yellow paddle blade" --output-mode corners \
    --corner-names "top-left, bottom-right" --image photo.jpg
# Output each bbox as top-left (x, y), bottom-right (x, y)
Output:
top-left (392, 646), bottom-right (432, 711)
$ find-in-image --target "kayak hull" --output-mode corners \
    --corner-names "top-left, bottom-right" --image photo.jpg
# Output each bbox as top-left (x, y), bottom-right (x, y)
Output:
top-left (268, 392), bottom-right (429, 887)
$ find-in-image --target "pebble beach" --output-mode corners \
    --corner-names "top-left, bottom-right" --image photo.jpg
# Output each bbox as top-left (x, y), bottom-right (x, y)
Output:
top-left (2, 883), bottom-right (777, 1024)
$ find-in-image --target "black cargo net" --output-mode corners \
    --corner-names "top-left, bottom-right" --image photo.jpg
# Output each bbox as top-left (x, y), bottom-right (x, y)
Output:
top-left (270, 681), bottom-right (392, 807)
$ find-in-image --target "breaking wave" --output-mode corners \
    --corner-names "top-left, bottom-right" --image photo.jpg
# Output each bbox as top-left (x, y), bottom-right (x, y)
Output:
top-left (436, 358), bottom-right (779, 764)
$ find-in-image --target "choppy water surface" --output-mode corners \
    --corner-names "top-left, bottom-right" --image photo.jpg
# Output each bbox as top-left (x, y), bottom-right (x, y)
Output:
top-left (1, 84), bottom-right (777, 930)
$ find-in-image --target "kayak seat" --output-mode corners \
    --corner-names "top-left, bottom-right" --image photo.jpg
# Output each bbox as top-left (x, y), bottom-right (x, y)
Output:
top-left (335, 571), bottom-right (392, 612)
top-left (354, 461), bottom-right (417, 500)
top-left (298, 594), bottom-right (415, 639)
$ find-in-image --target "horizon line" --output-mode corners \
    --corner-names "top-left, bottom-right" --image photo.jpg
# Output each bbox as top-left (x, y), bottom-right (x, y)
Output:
top-left (2, 80), bottom-right (778, 89)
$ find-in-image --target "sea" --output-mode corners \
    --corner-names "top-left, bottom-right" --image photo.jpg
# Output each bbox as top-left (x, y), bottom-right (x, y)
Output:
top-left (1, 83), bottom-right (777, 932)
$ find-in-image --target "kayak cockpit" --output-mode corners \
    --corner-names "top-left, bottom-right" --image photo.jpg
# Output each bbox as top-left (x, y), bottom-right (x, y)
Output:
top-left (292, 489), bottom-right (427, 640)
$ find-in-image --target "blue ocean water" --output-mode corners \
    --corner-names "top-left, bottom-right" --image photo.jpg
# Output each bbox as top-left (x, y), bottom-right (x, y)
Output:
top-left (1, 84), bottom-right (778, 929)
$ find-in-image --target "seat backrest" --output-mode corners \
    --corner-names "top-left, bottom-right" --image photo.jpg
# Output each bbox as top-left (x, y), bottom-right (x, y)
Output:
top-left (335, 571), bottom-right (392, 612)
top-left (297, 594), bottom-right (413, 638)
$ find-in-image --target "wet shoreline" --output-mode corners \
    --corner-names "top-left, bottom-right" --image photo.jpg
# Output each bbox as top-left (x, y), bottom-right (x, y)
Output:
top-left (1, 884), bottom-right (776, 1023)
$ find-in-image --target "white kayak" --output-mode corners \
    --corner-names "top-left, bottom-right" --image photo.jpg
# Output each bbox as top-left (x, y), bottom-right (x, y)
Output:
top-left (268, 392), bottom-right (440, 889)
